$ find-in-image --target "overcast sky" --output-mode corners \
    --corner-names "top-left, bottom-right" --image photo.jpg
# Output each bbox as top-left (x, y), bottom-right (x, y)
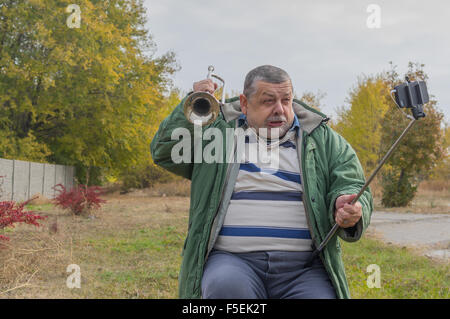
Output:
top-left (143, 0), bottom-right (449, 122)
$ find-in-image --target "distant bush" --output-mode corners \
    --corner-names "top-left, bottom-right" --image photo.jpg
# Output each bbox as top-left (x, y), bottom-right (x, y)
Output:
top-left (381, 170), bottom-right (417, 207)
top-left (119, 162), bottom-right (180, 193)
top-left (53, 184), bottom-right (106, 215)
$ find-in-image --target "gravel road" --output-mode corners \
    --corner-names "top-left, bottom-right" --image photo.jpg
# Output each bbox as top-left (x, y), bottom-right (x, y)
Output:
top-left (367, 211), bottom-right (450, 261)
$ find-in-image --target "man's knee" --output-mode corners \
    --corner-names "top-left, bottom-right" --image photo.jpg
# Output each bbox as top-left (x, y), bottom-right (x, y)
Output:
top-left (201, 252), bottom-right (266, 299)
top-left (283, 275), bottom-right (337, 299)
top-left (202, 266), bottom-right (254, 298)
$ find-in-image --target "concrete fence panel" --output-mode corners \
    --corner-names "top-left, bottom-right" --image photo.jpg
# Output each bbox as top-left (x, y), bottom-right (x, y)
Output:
top-left (0, 158), bottom-right (76, 202)
top-left (30, 162), bottom-right (45, 198)
top-left (43, 163), bottom-right (56, 199)
top-left (0, 158), bottom-right (14, 201)
top-left (13, 160), bottom-right (30, 202)
top-left (65, 166), bottom-right (75, 190)
top-left (55, 164), bottom-right (65, 189)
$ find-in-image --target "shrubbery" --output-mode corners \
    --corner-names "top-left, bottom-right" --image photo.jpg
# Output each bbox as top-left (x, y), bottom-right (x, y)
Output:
top-left (381, 170), bottom-right (418, 207)
top-left (53, 184), bottom-right (106, 215)
top-left (0, 199), bottom-right (47, 241)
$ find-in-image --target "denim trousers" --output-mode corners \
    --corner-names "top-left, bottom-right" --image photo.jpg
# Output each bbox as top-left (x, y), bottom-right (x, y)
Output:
top-left (201, 249), bottom-right (336, 299)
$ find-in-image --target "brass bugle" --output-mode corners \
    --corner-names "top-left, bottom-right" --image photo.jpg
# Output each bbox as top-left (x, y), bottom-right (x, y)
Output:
top-left (183, 65), bottom-right (225, 126)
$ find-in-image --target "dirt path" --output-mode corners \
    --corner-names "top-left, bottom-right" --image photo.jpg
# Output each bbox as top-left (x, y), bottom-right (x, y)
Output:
top-left (368, 211), bottom-right (450, 261)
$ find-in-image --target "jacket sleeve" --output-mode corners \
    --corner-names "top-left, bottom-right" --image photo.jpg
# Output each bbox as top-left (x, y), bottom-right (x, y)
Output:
top-left (324, 126), bottom-right (373, 242)
top-left (150, 94), bottom-right (196, 180)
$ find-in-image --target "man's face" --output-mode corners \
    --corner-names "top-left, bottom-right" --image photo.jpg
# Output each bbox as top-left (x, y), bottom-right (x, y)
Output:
top-left (240, 80), bottom-right (295, 139)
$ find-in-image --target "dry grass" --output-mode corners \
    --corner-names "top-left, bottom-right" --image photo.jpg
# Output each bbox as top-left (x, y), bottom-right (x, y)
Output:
top-left (420, 180), bottom-right (450, 192)
top-left (0, 194), bottom-right (189, 298)
top-left (26, 193), bottom-right (53, 205)
top-left (148, 179), bottom-right (191, 197)
top-left (117, 179), bottom-right (191, 198)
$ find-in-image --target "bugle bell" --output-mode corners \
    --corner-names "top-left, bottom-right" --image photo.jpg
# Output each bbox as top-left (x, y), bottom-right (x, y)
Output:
top-left (183, 65), bottom-right (226, 126)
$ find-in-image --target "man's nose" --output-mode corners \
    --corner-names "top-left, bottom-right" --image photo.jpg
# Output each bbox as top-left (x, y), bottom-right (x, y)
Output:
top-left (272, 99), bottom-right (284, 115)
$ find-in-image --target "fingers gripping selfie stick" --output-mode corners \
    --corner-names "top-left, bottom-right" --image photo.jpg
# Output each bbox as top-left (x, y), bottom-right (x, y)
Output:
top-left (304, 76), bottom-right (428, 267)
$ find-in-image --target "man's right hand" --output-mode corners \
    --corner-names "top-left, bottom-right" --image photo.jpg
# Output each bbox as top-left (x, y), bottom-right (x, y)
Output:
top-left (193, 79), bottom-right (218, 95)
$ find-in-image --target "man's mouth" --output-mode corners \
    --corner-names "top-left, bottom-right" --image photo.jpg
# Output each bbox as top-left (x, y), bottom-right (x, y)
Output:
top-left (267, 121), bottom-right (285, 128)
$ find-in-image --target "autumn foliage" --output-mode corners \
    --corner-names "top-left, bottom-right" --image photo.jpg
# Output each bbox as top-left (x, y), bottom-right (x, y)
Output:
top-left (53, 184), bottom-right (106, 215)
top-left (0, 199), bottom-right (47, 241)
top-left (0, 0), bottom-right (177, 185)
top-left (334, 62), bottom-right (445, 207)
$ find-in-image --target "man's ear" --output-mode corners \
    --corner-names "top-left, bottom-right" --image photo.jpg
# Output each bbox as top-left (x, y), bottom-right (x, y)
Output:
top-left (240, 94), bottom-right (248, 115)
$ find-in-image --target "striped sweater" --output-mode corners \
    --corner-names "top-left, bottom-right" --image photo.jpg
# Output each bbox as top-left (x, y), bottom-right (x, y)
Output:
top-left (213, 122), bottom-right (312, 253)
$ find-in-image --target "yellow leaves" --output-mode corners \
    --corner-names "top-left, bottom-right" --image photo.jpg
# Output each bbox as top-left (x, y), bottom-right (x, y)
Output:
top-left (335, 76), bottom-right (391, 174)
top-left (0, 131), bottom-right (51, 162)
top-left (0, 0), bottom-right (177, 178)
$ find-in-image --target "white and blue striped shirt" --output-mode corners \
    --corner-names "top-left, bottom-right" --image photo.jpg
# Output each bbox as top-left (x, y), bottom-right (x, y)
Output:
top-left (214, 114), bottom-right (312, 253)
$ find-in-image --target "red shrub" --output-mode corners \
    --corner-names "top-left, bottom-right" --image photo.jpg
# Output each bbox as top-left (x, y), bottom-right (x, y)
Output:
top-left (0, 199), bottom-right (47, 241)
top-left (53, 184), bottom-right (106, 215)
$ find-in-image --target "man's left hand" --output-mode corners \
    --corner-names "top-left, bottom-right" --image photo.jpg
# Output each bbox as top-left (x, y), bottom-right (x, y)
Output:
top-left (334, 194), bottom-right (362, 228)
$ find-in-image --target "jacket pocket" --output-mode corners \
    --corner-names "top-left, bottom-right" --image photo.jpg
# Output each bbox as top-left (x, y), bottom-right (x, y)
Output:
top-left (305, 141), bottom-right (317, 190)
top-left (304, 141), bottom-right (319, 212)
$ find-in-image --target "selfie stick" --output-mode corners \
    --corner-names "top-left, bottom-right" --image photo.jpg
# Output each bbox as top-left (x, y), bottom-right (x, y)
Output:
top-left (304, 78), bottom-right (427, 267)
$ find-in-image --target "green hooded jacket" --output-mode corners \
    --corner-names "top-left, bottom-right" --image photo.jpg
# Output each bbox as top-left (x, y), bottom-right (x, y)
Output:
top-left (150, 94), bottom-right (373, 299)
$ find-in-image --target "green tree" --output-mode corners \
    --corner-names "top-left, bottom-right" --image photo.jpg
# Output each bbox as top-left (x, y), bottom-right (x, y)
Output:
top-left (0, 0), bottom-right (177, 185)
top-left (0, 130), bottom-right (51, 162)
top-left (380, 62), bottom-right (445, 207)
top-left (119, 89), bottom-right (183, 191)
top-left (334, 76), bottom-right (391, 174)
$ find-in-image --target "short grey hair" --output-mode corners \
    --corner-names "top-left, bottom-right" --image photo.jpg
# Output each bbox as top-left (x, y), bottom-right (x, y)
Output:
top-left (243, 65), bottom-right (292, 98)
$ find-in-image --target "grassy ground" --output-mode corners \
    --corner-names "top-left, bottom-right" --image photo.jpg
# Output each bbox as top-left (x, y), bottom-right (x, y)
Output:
top-left (0, 186), bottom-right (448, 299)
top-left (342, 238), bottom-right (449, 298)
top-left (0, 196), bottom-right (187, 298)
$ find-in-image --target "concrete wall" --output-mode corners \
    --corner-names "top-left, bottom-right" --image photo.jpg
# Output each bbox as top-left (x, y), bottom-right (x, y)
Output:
top-left (0, 158), bottom-right (76, 202)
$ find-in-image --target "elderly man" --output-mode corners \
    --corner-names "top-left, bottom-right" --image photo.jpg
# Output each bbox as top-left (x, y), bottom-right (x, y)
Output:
top-left (150, 65), bottom-right (373, 299)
